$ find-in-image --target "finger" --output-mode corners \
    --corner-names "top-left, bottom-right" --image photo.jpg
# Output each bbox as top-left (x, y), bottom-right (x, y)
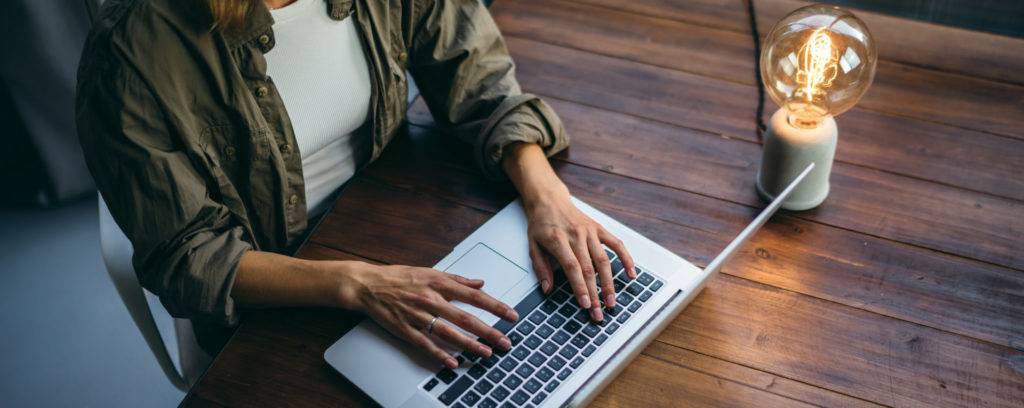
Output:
top-left (600, 228), bottom-right (636, 279)
top-left (589, 232), bottom-right (616, 308)
top-left (530, 240), bottom-right (555, 293)
top-left (544, 234), bottom-right (591, 309)
top-left (441, 279), bottom-right (519, 323)
top-left (390, 309), bottom-right (458, 368)
top-left (432, 303), bottom-right (510, 354)
top-left (402, 324), bottom-right (459, 369)
top-left (570, 231), bottom-right (603, 322)
top-left (444, 273), bottom-right (485, 289)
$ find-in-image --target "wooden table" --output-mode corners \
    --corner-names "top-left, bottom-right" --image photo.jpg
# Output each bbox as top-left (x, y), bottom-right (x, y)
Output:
top-left (183, 1), bottom-right (1024, 406)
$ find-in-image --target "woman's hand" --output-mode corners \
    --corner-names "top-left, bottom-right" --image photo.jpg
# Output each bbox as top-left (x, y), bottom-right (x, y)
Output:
top-left (502, 143), bottom-right (636, 322)
top-left (338, 263), bottom-right (519, 369)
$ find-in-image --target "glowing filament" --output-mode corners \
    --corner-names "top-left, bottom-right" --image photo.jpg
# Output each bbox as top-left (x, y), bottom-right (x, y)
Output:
top-left (796, 28), bottom-right (839, 103)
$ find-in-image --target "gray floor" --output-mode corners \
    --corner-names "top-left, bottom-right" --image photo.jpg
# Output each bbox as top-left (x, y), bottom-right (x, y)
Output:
top-left (0, 198), bottom-right (184, 407)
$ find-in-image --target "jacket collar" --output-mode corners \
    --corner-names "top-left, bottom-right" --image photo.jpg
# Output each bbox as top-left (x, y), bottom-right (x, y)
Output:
top-left (221, 0), bottom-right (354, 48)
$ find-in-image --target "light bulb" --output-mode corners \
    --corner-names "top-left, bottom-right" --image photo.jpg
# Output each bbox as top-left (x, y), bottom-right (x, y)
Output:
top-left (761, 4), bottom-right (877, 129)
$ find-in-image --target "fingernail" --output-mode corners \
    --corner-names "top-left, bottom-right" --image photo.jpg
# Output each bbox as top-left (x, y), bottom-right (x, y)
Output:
top-left (508, 309), bottom-right (519, 321)
top-left (590, 308), bottom-right (603, 322)
top-left (500, 337), bottom-right (512, 350)
top-left (477, 344), bottom-right (492, 356)
top-left (446, 357), bottom-right (458, 368)
top-left (578, 295), bottom-right (591, 309)
top-left (605, 293), bottom-right (615, 307)
top-left (541, 279), bottom-right (551, 293)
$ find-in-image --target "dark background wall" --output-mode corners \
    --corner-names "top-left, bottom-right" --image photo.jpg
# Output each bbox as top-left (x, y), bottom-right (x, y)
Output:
top-left (826, 0), bottom-right (1024, 38)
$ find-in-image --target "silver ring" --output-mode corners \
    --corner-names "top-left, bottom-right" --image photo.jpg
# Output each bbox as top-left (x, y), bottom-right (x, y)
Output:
top-left (426, 316), bottom-right (439, 335)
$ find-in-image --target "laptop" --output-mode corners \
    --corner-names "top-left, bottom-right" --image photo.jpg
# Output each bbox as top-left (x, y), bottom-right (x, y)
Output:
top-left (325, 164), bottom-right (814, 407)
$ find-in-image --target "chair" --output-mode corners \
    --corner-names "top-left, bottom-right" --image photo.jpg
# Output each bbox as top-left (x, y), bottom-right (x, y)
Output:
top-left (98, 195), bottom-right (211, 391)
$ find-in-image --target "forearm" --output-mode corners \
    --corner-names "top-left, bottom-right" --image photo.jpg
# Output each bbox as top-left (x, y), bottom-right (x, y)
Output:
top-left (232, 250), bottom-right (366, 310)
top-left (502, 142), bottom-right (570, 210)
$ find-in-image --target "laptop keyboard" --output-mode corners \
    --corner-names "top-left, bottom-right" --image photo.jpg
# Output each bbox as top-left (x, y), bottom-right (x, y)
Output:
top-left (423, 248), bottom-right (664, 407)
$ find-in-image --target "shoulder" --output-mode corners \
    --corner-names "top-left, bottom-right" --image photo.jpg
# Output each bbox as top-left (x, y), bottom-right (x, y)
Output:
top-left (84, 0), bottom-right (211, 68)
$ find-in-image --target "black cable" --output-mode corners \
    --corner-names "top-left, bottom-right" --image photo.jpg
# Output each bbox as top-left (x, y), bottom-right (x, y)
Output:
top-left (746, 0), bottom-right (767, 143)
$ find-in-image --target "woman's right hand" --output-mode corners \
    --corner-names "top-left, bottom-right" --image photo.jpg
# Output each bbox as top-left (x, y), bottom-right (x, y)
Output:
top-left (338, 263), bottom-right (519, 369)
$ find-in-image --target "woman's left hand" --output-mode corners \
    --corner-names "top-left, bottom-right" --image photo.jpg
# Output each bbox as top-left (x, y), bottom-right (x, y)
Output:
top-left (502, 143), bottom-right (636, 323)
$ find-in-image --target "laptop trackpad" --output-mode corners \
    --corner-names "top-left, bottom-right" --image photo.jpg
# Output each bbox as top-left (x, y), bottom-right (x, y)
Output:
top-left (444, 243), bottom-right (533, 326)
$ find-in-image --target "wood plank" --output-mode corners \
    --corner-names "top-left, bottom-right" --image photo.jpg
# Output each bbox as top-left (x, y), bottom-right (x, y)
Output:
top-left (372, 122), bottom-right (1024, 351)
top-left (569, 0), bottom-right (1024, 86)
top-left (311, 170), bottom-right (1024, 407)
top-left (490, 37), bottom-right (1024, 270)
top-left (492, 0), bottom-right (1024, 200)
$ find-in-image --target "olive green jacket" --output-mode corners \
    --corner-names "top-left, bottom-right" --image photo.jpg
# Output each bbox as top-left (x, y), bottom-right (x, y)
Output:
top-left (76, 0), bottom-right (567, 329)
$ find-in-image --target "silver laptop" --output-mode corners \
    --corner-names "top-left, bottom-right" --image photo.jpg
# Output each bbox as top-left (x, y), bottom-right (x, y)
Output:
top-left (325, 164), bottom-right (814, 407)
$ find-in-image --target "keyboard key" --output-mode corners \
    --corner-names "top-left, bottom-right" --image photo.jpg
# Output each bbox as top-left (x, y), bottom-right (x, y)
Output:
top-left (540, 300), bottom-right (558, 314)
top-left (571, 334), bottom-right (588, 349)
top-left (423, 378), bottom-right (439, 391)
top-left (563, 320), bottom-right (582, 334)
top-left (557, 368), bottom-right (572, 380)
top-left (438, 376), bottom-right (473, 405)
top-left (616, 311), bottom-right (631, 323)
top-left (639, 291), bottom-right (653, 302)
top-left (468, 364), bottom-right (487, 379)
top-left (524, 335), bottom-right (542, 349)
top-left (616, 291), bottom-right (634, 306)
top-left (503, 374), bottom-right (523, 391)
top-left (474, 379), bottom-right (494, 395)
top-left (547, 356), bottom-right (566, 370)
top-left (524, 378), bottom-right (543, 393)
top-left (511, 390), bottom-right (530, 405)
top-left (437, 368), bottom-right (457, 384)
top-left (508, 332), bottom-right (524, 346)
top-left (535, 324), bottom-right (554, 339)
top-left (479, 397), bottom-right (498, 408)
top-left (582, 323), bottom-right (601, 338)
top-left (570, 356), bottom-right (584, 368)
top-left (515, 364), bottom-right (535, 379)
top-left (628, 301), bottom-right (641, 313)
top-left (511, 347), bottom-right (530, 361)
top-left (559, 344), bottom-right (578, 360)
top-left (536, 367), bottom-right (554, 382)
top-left (651, 280), bottom-right (664, 292)
top-left (637, 272), bottom-right (654, 286)
top-left (611, 258), bottom-right (623, 274)
top-left (582, 344), bottom-right (597, 357)
top-left (528, 352), bottom-right (547, 367)
top-left (552, 330), bottom-right (571, 345)
top-left (613, 278), bottom-right (627, 292)
top-left (461, 391), bottom-right (481, 406)
top-left (625, 283), bottom-right (644, 296)
top-left (461, 351), bottom-right (481, 362)
top-left (607, 304), bottom-right (624, 317)
top-left (455, 355), bottom-right (465, 366)
top-left (604, 248), bottom-right (616, 261)
top-left (547, 313), bottom-right (566, 327)
top-left (572, 310), bottom-right (588, 324)
top-left (557, 304), bottom-right (575, 317)
top-left (606, 323), bottom-right (620, 334)
top-left (553, 290), bottom-right (571, 304)
top-left (528, 311), bottom-right (547, 325)
top-left (532, 391), bottom-right (548, 404)
top-left (545, 379), bottom-right (560, 392)
top-left (540, 342), bottom-right (559, 356)
top-left (499, 357), bottom-right (518, 372)
top-left (486, 367), bottom-right (506, 383)
top-left (594, 333), bottom-right (609, 345)
top-left (516, 321), bottom-right (536, 335)
top-left (492, 385), bottom-right (511, 402)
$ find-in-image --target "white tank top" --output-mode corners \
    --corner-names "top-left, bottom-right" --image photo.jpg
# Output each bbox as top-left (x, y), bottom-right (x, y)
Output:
top-left (265, 0), bottom-right (372, 218)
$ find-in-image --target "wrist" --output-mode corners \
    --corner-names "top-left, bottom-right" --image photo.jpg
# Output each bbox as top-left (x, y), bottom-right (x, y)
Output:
top-left (503, 142), bottom-right (570, 210)
top-left (329, 260), bottom-right (376, 311)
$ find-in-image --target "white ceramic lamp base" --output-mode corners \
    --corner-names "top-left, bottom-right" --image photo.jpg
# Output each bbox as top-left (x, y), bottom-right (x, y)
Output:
top-left (756, 108), bottom-right (837, 211)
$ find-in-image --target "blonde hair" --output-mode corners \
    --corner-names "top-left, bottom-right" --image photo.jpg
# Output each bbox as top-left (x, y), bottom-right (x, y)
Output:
top-left (207, 0), bottom-right (255, 33)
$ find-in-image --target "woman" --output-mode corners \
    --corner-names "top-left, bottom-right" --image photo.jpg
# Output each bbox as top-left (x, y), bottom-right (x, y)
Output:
top-left (77, 0), bottom-right (635, 369)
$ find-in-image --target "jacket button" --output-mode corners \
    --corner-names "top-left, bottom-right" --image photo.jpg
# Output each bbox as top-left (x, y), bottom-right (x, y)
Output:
top-left (258, 34), bottom-right (271, 45)
top-left (397, 51), bottom-right (407, 63)
top-left (224, 146), bottom-right (236, 157)
top-left (255, 86), bottom-right (269, 98)
top-left (280, 144), bottom-right (292, 154)
top-left (289, 194), bottom-right (299, 205)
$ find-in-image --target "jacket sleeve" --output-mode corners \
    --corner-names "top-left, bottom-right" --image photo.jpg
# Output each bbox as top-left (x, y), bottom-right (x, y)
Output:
top-left (77, 48), bottom-right (250, 327)
top-left (408, 0), bottom-right (569, 180)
